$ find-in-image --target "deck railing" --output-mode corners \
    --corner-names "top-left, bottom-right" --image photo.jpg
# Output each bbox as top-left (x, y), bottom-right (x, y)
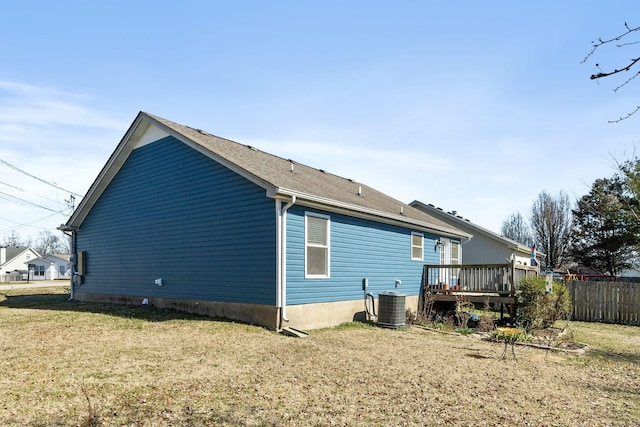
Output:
top-left (423, 262), bottom-right (539, 296)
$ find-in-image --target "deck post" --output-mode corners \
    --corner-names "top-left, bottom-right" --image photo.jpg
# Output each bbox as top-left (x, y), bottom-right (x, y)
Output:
top-left (509, 260), bottom-right (515, 297)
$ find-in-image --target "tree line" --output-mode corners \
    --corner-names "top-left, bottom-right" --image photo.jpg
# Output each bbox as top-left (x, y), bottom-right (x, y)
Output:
top-left (1, 230), bottom-right (70, 256)
top-left (501, 157), bottom-right (640, 276)
top-left (501, 22), bottom-right (640, 275)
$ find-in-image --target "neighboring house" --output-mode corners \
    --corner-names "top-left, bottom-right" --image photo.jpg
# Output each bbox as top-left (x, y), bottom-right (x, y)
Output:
top-left (27, 254), bottom-right (71, 280)
top-left (61, 112), bottom-right (471, 330)
top-left (618, 267), bottom-right (640, 278)
top-left (0, 246), bottom-right (42, 281)
top-left (409, 201), bottom-right (538, 267)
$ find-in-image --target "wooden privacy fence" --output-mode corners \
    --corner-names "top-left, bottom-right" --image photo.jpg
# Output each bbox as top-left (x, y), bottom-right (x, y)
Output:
top-left (568, 280), bottom-right (640, 325)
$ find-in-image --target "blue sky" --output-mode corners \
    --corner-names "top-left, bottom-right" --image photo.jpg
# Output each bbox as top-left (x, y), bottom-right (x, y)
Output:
top-left (1, 1), bottom-right (639, 242)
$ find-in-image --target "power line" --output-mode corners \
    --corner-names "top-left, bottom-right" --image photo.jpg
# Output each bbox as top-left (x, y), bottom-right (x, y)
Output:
top-left (1, 179), bottom-right (68, 207)
top-left (0, 212), bottom-right (61, 234)
top-left (0, 190), bottom-right (67, 214)
top-left (0, 180), bottom-right (23, 191)
top-left (0, 157), bottom-right (82, 197)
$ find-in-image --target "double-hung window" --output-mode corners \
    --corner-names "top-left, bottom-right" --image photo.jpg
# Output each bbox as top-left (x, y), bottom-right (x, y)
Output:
top-left (411, 232), bottom-right (424, 260)
top-left (305, 213), bottom-right (330, 278)
top-left (29, 264), bottom-right (45, 276)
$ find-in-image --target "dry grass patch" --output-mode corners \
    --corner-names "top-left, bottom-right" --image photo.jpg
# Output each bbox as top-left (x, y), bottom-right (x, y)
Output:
top-left (1, 287), bottom-right (639, 426)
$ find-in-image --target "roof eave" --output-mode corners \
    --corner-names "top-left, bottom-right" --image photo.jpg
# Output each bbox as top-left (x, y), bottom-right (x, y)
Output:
top-left (409, 200), bottom-right (528, 247)
top-left (272, 189), bottom-right (472, 240)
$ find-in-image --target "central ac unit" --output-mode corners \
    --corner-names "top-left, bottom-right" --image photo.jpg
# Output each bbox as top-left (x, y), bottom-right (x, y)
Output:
top-left (377, 291), bottom-right (406, 328)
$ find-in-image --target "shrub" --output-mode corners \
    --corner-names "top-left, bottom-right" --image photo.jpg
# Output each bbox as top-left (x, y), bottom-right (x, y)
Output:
top-left (476, 299), bottom-right (496, 332)
top-left (405, 308), bottom-right (417, 325)
top-left (455, 295), bottom-right (473, 329)
top-left (516, 277), bottom-right (571, 332)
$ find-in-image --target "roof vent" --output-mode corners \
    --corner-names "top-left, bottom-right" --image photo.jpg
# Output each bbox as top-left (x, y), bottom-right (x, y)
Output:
top-left (357, 186), bottom-right (362, 196)
top-left (319, 169), bottom-right (326, 174)
top-left (196, 129), bottom-right (210, 136)
top-left (450, 210), bottom-right (457, 216)
top-left (400, 205), bottom-right (404, 215)
top-left (246, 145), bottom-right (257, 151)
top-left (290, 162), bottom-right (294, 173)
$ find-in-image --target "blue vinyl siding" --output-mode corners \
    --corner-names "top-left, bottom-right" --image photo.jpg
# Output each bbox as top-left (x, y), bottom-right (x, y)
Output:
top-left (285, 206), bottom-right (440, 305)
top-left (76, 136), bottom-right (277, 304)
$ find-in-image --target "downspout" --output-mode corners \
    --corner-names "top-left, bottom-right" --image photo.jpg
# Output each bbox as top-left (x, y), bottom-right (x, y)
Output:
top-left (279, 195), bottom-right (296, 327)
top-left (276, 200), bottom-right (282, 324)
top-left (61, 229), bottom-right (76, 301)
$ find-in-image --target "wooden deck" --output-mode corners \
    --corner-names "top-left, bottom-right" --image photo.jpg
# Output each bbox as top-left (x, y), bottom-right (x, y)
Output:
top-left (428, 292), bottom-right (516, 305)
top-left (422, 262), bottom-right (539, 319)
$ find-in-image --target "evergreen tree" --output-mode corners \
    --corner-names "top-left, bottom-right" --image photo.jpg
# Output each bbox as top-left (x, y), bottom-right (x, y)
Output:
top-left (571, 176), bottom-right (639, 275)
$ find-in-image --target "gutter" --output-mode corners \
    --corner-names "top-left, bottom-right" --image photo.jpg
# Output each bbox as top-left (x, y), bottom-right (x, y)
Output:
top-left (270, 188), bottom-right (471, 240)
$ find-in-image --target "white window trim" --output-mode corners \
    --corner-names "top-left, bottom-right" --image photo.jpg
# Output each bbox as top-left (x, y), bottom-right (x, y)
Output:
top-left (411, 232), bottom-right (424, 261)
top-left (305, 212), bottom-right (331, 279)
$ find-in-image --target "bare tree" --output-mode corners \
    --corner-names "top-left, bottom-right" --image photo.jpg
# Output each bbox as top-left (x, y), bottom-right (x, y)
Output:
top-left (500, 212), bottom-right (532, 245)
top-left (582, 23), bottom-right (640, 122)
top-left (34, 230), bottom-right (67, 256)
top-left (1, 231), bottom-right (30, 247)
top-left (59, 233), bottom-right (71, 254)
top-left (530, 191), bottom-right (573, 270)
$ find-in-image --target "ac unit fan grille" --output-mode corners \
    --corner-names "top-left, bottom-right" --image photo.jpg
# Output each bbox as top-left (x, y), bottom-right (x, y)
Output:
top-left (377, 291), bottom-right (406, 328)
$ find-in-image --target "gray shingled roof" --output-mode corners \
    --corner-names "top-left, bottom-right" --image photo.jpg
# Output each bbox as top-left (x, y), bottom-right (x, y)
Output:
top-left (68, 112), bottom-right (469, 238)
top-left (0, 246), bottom-right (40, 266)
top-left (409, 200), bottom-right (534, 253)
top-left (1, 246), bottom-right (27, 264)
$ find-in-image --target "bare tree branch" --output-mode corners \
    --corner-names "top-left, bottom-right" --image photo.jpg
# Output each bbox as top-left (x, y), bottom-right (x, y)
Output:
top-left (613, 70), bottom-right (640, 92)
top-left (618, 40), bottom-right (640, 48)
top-left (590, 57), bottom-right (640, 80)
top-left (608, 105), bottom-right (640, 123)
top-left (583, 23), bottom-right (640, 122)
top-left (582, 22), bottom-right (640, 64)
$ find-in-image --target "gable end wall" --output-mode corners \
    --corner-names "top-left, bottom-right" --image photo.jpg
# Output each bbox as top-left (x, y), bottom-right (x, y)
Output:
top-left (75, 136), bottom-right (277, 305)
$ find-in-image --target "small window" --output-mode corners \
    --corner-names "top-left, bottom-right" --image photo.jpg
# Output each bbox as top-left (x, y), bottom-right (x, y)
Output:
top-left (451, 241), bottom-right (460, 265)
top-left (305, 213), bottom-right (330, 278)
top-left (411, 232), bottom-right (424, 260)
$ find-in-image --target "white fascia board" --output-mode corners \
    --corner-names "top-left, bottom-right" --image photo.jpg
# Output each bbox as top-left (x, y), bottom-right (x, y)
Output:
top-left (271, 188), bottom-right (472, 240)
